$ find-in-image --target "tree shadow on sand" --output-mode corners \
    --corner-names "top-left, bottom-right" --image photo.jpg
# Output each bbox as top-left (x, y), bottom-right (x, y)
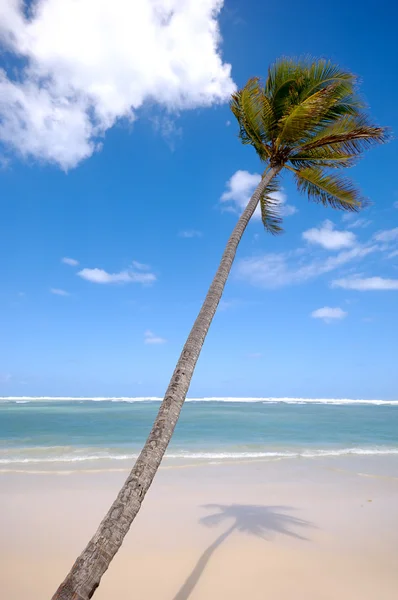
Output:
top-left (172, 504), bottom-right (313, 600)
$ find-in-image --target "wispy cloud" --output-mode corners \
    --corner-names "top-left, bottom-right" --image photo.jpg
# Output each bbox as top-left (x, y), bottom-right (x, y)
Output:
top-left (303, 220), bottom-right (356, 250)
top-left (220, 170), bottom-right (297, 218)
top-left (50, 288), bottom-right (70, 296)
top-left (151, 114), bottom-right (182, 150)
top-left (346, 218), bottom-right (372, 229)
top-left (236, 244), bottom-right (376, 289)
top-left (78, 265), bottom-right (156, 284)
top-left (144, 330), bottom-right (166, 344)
top-left (0, 373), bottom-right (12, 383)
top-left (62, 257), bottom-right (79, 266)
top-left (332, 277), bottom-right (398, 291)
top-left (373, 228), bottom-right (398, 243)
top-left (311, 306), bottom-right (347, 323)
top-left (394, 201), bottom-right (398, 209)
top-left (131, 260), bottom-right (151, 271)
top-left (178, 230), bottom-right (203, 238)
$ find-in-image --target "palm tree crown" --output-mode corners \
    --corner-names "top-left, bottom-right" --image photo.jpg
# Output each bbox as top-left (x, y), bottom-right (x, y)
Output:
top-left (231, 57), bottom-right (388, 234)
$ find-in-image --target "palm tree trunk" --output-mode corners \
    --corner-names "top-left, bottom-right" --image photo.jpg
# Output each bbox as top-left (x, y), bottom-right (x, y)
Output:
top-left (52, 165), bottom-right (281, 600)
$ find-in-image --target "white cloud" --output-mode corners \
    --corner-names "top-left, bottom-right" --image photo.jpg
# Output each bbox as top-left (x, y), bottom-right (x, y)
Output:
top-left (311, 306), bottom-right (347, 323)
top-left (388, 250), bottom-right (398, 259)
top-left (151, 114), bottom-right (182, 149)
top-left (144, 330), bottom-right (166, 344)
top-left (0, 0), bottom-right (235, 168)
top-left (332, 277), bottom-right (398, 291)
top-left (303, 220), bottom-right (356, 250)
top-left (346, 218), bottom-right (372, 229)
top-left (50, 288), bottom-right (70, 296)
top-left (236, 244), bottom-right (377, 289)
top-left (78, 265), bottom-right (156, 284)
top-left (62, 257), bottom-right (79, 266)
top-left (131, 260), bottom-right (151, 271)
top-left (179, 229), bottom-right (203, 238)
top-left (374, 228), bottom-right (398, 243)
top-left (220, 170), bottom-right (296, 218)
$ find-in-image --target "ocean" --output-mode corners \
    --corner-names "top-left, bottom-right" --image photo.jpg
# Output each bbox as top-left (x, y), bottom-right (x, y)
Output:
top-left (1, 397), bottom-right (398, 471)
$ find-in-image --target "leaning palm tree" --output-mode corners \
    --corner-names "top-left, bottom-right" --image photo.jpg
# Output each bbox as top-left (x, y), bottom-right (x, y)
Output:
top-left (53, 57), bottom-right (388, 600)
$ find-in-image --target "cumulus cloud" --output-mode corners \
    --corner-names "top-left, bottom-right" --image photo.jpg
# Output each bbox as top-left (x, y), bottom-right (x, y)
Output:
top-left (50, 288), bottom-right (70, 296)
top-left (220, 170), bottom-right (297, 218)
top-left (236, 244), bottom-right (377, 289)
top-left (62, 257), bottom-right (79, 266)
top-left (0, 0), bottom-right (235, 168)
top-left (78, 265), bottom-right (156, 284)
top-left (311, 306), bottom-right (347, 322)
top-left (373, 228), bottom-right (398, 243)
top-left (332, 277), bottom-right (398, 291)
top-left (178, 229), bottom-right (203, 238)
top-left (144, 330), bottom-right (166, 344)
top-left (303, 220), bottom-right (356, 250)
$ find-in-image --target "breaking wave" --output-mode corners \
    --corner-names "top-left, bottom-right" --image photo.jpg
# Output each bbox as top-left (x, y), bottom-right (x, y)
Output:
top-left (1, 396), bottom-right (397, 405)
top-left (1, 446), bottom-right (398, 465)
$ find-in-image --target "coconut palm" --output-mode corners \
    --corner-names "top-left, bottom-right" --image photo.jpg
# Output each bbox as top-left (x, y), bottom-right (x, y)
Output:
top-left (52, 57), bottom-right (388, 600)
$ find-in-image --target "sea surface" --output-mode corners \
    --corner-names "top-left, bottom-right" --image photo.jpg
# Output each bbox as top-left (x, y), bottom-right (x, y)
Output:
top-left (1, 397), bottom-right (398, 472)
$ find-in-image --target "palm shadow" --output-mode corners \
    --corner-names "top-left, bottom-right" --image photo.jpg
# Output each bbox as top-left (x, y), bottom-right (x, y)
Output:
top-left (172, 504), bottom-right (313, 600)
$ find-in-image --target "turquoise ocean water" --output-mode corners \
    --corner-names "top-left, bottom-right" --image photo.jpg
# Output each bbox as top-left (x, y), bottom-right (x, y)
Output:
top-left (1, 397), bottom-right (398, 469)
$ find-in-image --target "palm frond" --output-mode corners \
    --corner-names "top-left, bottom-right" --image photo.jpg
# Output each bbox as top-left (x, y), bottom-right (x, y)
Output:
top-left (292, 166), bottom-right (364, 211)
top-left (297, 114), bottom-right (388, 155)
top-left (230, 78), bottom-right (272, 160)
top-left (265, 57), bottom-right (300, 99)
top-left (289, 147), bottom-right (358, 169)
top-left (275, 82), bottom-right (351, 146)
top-left (300, 59), bottom-right (357, 98)
top-left (260, 178), bottom-right (284, 234)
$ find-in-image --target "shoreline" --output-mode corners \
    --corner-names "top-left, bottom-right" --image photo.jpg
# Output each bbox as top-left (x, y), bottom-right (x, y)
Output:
top-left (1, 452), bottom-right (398, 479)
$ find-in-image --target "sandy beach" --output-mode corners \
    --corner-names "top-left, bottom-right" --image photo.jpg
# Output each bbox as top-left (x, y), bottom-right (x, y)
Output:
top-left (1, 457), bottom-right (398, 600)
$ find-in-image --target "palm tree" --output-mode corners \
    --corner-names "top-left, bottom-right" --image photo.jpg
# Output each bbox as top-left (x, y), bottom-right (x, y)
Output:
top-left (52, 57), bottom-right (388, 600)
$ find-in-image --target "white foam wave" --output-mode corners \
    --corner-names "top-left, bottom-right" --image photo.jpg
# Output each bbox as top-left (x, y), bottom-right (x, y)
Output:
top-left (1, 447), bottom-right (398, 465)
top-left (1, 396), bottom-right (398, 405)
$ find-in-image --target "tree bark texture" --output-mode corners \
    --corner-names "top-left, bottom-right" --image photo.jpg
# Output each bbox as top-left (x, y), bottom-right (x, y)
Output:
top-left (52, 166), bottom-right (281, 600)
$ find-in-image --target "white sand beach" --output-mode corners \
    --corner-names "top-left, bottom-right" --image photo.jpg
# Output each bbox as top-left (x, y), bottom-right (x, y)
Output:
top-left (1, 457), bottom-right (398, 600)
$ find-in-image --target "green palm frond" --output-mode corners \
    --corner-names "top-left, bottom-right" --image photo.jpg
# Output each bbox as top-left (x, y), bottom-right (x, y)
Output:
top-left (292, 166), bottom-right (364, 211)
top-left (265, 57), bottom-right (300, 99)
top-left (275, 82), bottom-right (352, 146)
top-left (230, 78), bottom-right (272, 160)
top-left (260, 178), bottom-right (284, 234)
top-left (298, 114), bottom-right (388, 155)
top-left (299, 59), bottom-right (356, 98)
top-left (289, 147), bottom-right (358, 169)
top-left (230, 56), bottom-right (389, 222)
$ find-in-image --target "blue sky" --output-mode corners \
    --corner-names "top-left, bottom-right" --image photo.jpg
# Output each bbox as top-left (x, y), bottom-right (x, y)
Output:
top-left (1, 0), bottom-right (397, 399)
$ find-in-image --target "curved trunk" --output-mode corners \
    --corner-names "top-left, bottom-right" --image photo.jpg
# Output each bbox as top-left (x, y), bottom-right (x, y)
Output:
top-left (52, 166), bottom-right (280, 600)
